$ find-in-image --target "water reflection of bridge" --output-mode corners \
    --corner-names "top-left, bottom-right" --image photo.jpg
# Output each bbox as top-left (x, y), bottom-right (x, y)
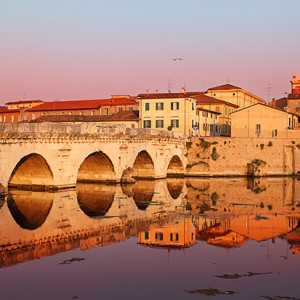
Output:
top-left (0, 179), bottom-right (185, 268)
top-left (1, 177), bottom-right (300, 268)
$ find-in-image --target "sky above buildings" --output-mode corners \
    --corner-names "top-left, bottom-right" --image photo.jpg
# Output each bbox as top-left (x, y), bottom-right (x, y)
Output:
top-left (1, 0), bottom-right (299, 104)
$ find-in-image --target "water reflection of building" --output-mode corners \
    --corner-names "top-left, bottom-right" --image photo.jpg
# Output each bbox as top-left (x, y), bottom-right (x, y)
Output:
top-left (138, 217), bottom-right (197, 249)
top-left (197, 219), bottom-right (248, 248)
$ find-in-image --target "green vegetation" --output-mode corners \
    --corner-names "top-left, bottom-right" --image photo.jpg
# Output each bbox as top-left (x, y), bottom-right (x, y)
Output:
top-left (292, 140), bottom-right (296, 144)
top-left (185, 141), bottom-right (192, 149)
top-left (260, 143), bottom-right (265, 150)
top-left (197, 138), bottom-right (218, 149)
top-left (267, 141), bottom-right (273, 147)
top-left (260, 202), bottom-right (265, 208)
top-left (267, 205), bottom-right (273, 211)
top-left (252, 159), bottom-right (266, 166)
top-left (211, 147), bottom-right (219, 161)
top-left (186, 161), bottom-right (209, 169)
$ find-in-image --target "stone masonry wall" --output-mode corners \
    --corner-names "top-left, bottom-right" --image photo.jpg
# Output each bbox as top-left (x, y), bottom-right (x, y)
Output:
top-left (186, 136), bottom-right (300, 177)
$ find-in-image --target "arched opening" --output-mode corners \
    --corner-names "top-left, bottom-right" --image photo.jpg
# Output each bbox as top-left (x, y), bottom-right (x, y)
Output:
top-left (166, 178), bottom-right (184, 199)
top-left (7, 189), bottom-right (53, 230)
top-left (9, 154), bottom-right (54, 190)
top-left (132, 151), bottom-right (155, 179)
top-left (132, 180), bottom-right (155, 210)
top-left (167, 155), bottom-right (184, 177)
top-left (77, 151), bottom-right (116, 183)
top-left (76, 183), bottom-right (115, 217)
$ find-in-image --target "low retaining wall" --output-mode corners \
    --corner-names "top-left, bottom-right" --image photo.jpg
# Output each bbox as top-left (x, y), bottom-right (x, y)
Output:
top-left (185, 136), bottom-right (300, 177)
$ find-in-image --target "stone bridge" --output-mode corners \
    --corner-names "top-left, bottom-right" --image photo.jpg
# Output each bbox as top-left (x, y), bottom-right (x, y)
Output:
top-left (0, 123), bottom-right (186, 190)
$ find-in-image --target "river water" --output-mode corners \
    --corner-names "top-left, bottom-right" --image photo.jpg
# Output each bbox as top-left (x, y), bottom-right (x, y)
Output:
top-left (0, 177), bottom-right (300, 299)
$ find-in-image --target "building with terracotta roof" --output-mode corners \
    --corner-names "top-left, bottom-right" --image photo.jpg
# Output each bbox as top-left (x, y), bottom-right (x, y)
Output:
top-left (29, 110), bottom-right (140, 128)
top-left (192, 93), bottom-right (239, 136)
top-left (205, 83), bottom-right (265, 108)
top-left (0, 100), bottom-right (44, 122)
top-left (231, 103), bottom-right (298, 138)
top-left (137, 89), bottom-right (197, 135)
top-left (25, 96), bottom-right (138, 121)
top-left (268, 74), bottom-right (300, 120)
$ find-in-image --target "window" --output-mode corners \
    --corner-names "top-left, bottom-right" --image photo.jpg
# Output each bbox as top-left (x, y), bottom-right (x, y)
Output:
top-left (80, 111), bottom-right (84, 116)
top-left (215, 106), bottom-right (220, 112)
top-left (91, 111), bottom-right (95, 115)
top-left (143, 119), bottom-right (151, 128)
top-left (272, 129), bottom-right (278, 137)
top-left (202, 111), bottom-right (208, 117)
top-left (171, 119), bottom-right (179, 128)
top-left (171, 102), bottom-right (179, 110)
top-left (156, 102), bottom-right (164, 110)
top-left (145, 103), bottom-right (150, 111)
top-left (156, 118), bottom-right (164, 128)
top-left (129, 107), bottom-right (133, 111)
top-left (69, 112), bottom-right (73, 115)
top-left (192, 102), bottom-right (195, 110)
top-left (256, 124), bottom-right (261, 134)
top-left (145, 232), bottom-right (149, 240)
top-left (210, 124), bottom-right (213, 132)
top-left (131, 124), bottom-right (135, 128)
top-left (104, 108), bottom-right (109, 115)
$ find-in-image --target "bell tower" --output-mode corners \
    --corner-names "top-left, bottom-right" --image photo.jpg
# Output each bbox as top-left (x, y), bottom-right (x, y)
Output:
top-left (290, 74), bottom-right (300, 94)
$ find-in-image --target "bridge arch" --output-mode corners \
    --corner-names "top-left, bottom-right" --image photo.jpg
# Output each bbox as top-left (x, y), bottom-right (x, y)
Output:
top-left (8, 153), bottom-right (54, 190)
top-left (77, 151), bottom-right (116, 183)
top-left (132, 150), bottom-right (155, 179)
top-left (167, 155), bottom-right (184, 177)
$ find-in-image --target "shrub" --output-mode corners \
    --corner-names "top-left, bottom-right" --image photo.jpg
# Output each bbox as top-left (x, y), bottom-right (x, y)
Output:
top-left (186, 141), bottom-right (192, 149)
top-left (260, 144), bottom-right (264, 150)
top-left (211, 147), bottom-right (219, 161)
top-left (267, 141), bottom-right (273, 147)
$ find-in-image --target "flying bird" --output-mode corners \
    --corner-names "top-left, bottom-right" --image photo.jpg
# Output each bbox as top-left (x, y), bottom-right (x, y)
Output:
top-left (173, 58), bottom-right (183, 61)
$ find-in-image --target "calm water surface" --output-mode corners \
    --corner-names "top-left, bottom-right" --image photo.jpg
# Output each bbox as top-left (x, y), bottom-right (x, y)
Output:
top-left (0, 177), bottom-right (300, 300)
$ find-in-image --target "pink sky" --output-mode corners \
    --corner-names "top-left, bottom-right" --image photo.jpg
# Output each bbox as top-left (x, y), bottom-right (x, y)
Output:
top-left (1, 0), bottom-right (299, 105)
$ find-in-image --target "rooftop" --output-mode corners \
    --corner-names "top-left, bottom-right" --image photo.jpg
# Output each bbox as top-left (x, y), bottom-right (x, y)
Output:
top-left (206, 83), bottom-right (242, 91)
top-left (192, 93), bottom-right (239, 108)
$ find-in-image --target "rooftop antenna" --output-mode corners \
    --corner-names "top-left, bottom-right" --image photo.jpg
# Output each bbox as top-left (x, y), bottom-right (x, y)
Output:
top-left (168, 77), bottom-right (172, 93)
top-left (266, 83), bottom-right (272, 102)
top-left (23, 93), bottom-right (26, 100)
top-left (226, 75), bottom-right (230, 83)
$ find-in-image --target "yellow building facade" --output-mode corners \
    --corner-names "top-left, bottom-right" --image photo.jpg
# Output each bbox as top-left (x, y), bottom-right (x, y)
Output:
top-left (137, 92), bottom-right (197, 135)
top-left (231, 103), bottom-right (298, 138)
top-left (193, 93), bottom-right (239, 136)
top-left (195, 108), bottom-right (221, 136)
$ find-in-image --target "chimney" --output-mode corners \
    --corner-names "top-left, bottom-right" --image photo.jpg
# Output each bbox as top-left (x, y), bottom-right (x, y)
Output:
top-left (156, 89), bottom-right (158, 94)
top-left (146, 89), bottom-right (148, 95)
top-left (182, 87), bottom-right (186, 94)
